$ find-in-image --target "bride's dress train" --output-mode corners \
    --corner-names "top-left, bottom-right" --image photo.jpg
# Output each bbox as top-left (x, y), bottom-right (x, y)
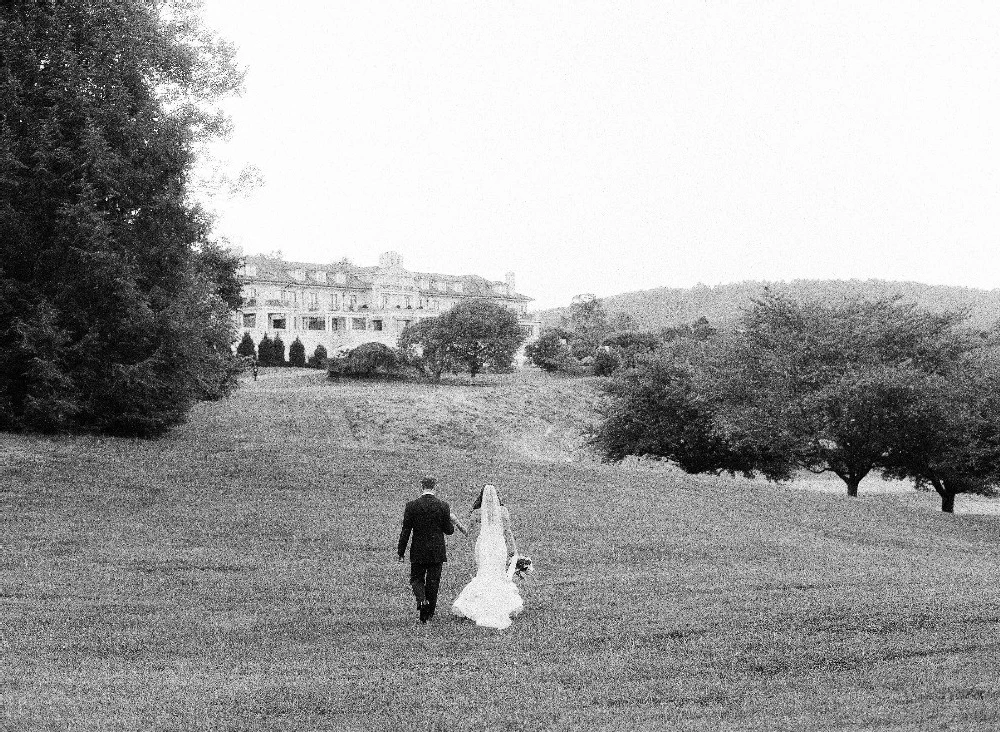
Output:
top-left (451, 485), bottom-right (523, 630)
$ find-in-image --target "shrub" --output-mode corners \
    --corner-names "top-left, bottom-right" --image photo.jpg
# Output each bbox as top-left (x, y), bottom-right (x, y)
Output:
top-left (591, 348), bottom-right (621, 376)
top-left (328, 342), bottom-right (406, 378)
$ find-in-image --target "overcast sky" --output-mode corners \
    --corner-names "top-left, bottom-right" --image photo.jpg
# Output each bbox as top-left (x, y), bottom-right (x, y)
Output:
top-left (198, 1), bottom-right (1000, 310)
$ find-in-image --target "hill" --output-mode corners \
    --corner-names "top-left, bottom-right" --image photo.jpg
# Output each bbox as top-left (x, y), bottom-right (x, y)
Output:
top-left (537, 279), bottom-right (1000, 331)
top-left (1, 368), bottom-right (999, 730)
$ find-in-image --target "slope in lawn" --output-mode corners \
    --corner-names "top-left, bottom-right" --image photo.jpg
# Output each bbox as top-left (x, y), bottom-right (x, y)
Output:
top-left (1, 368), bottom-right (998, 731)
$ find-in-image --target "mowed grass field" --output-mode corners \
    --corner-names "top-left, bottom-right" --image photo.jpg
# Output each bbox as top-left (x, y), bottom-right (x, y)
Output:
top-left (1, 368), bottom-right (999, 732)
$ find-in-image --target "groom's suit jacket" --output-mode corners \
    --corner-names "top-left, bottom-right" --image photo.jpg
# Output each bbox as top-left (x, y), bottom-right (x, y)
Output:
top-left (398, 493), bottom-right (455, 564)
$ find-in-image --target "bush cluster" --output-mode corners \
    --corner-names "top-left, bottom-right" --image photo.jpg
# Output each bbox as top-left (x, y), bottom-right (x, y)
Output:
top-left (328, 342), bottom-right (408, 378)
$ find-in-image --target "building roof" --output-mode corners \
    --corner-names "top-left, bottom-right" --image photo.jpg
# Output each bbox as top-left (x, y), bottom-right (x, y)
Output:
top-left (241, 254), bottom-right (533, 302)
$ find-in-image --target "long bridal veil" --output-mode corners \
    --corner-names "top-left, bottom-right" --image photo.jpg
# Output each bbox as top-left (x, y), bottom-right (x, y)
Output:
top-left (476, 484), bottom-right (507, 575)
top-left (451, 484), bottom-right (524, 629)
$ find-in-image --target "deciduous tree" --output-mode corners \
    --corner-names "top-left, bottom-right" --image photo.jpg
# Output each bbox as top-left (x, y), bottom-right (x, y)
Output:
top-left (437, 300), bottom-right (526, 377)
top-left (524, 328), bottom-right (575, 373)
top-left (398, 318), bottom-right (455, 379)
top-left (402, 301), bottom-right (525, 378)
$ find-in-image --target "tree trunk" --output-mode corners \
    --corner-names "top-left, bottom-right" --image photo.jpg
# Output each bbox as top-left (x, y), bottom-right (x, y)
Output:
top-left (930, 477), bottom-right (956, 513)
top-left (940, 492), bottom-right (955, 513)
top-left (832, 466), bottom-right (868, 497)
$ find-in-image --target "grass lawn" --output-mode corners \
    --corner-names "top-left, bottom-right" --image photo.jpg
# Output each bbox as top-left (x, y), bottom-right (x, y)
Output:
top-left (1, 368), bottom-right (999, 731)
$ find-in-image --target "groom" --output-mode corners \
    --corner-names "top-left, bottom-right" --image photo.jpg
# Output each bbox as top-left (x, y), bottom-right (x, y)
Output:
top-left (397, 476), bottom-right (458, 623)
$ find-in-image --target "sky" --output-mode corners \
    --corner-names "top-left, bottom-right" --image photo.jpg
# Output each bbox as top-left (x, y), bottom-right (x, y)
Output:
top-left (197, 1), bottom-right (1000, 310)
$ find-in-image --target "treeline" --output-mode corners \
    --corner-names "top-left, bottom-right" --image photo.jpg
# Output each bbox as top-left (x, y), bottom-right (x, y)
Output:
top-left (538, 280), bottom-right (1000, 333)
top-left (589, 292), bottom-right (1000, 513)
top-left (524, 295), bottom-right (709, 376)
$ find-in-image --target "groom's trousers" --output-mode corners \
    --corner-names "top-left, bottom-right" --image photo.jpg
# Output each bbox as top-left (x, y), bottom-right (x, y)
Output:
top-left (409, 562), bottom-right (443, 618)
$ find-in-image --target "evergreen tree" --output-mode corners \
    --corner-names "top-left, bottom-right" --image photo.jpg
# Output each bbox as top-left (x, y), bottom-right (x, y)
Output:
top-left (257, 335), bottom-right (275, 366)
top-left (308, 344), bottom-right (328, 369)
top-left (236, 333), bottom-right (256, 360)
top-left (0, 1), bottom-right (242, 435)
top-left (288, 337), bottom-right (306, 367)
top-left (272, 335), bottom-right (286, 366)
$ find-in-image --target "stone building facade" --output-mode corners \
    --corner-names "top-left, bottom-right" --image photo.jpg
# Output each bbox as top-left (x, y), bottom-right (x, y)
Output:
top-left (236, 251), bottom-right (541, 357)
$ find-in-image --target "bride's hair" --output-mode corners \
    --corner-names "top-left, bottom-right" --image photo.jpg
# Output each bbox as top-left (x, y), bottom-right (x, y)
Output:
top-left (472, 485), bottom-right (504, 510)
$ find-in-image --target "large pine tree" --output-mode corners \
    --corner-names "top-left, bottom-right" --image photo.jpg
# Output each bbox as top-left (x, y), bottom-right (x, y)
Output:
top-left (0, 1), bottom-right (243, 435)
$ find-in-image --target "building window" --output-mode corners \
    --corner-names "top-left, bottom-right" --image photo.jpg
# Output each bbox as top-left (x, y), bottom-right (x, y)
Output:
top-left (381, 295), bottom-right (390, 308)
top-left (305, 317), bottom-right (325, 331)
top-left (331, 317), bottom-right (346, 331)
top-left (404, 296), bottom-right (412, 308)
top-left (335, 272), bottom-right (347, 284)
top-left (351, 318), bottom-right (366, 330)
top-left (330, 293), bottom-right (339, 310)
top-left (269, 314), bottom-right (286, 330)
top-left (242, 313), bottom-right (256, 328)
top-left (453, 282), bottom-right (463, 294)
top-left (372, 319), bottom-right (383, 331)
top-left (312, 270), bottom-right (327, 283)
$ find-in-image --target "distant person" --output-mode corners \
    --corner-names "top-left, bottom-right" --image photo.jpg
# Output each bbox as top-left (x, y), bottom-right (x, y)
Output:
top-left (251, 358), bottom-right (259, 381)
top-left (397, 477), bottom-right (467, 623)
top-left (451, 484), bottom-right (524, 630)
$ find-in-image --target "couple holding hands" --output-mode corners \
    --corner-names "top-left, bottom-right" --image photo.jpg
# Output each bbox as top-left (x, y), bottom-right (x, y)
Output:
top-left (397, 477), bottom-right (530, 630)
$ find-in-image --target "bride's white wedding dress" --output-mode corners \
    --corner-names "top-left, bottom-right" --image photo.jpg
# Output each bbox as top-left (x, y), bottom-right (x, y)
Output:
top-left (451, 485), bottom-right (523, 630)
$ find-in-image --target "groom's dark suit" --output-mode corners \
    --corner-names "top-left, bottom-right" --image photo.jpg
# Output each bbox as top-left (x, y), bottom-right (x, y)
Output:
top-left (398, 491), bottom-right (455, 622)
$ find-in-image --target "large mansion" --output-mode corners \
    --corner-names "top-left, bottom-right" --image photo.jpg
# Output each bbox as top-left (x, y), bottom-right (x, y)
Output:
top-left (236, 251), bottom-right (541, 356)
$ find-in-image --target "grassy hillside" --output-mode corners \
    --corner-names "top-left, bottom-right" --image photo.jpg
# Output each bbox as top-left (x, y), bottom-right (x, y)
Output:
top-left (2, 369), bottom-right (999, 731)
top-left (537, 279), bottom-right (1000, 331)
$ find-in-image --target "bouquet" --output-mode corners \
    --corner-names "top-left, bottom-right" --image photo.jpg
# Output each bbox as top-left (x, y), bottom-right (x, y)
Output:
top-left (507, 552), bottom-right (535, 580)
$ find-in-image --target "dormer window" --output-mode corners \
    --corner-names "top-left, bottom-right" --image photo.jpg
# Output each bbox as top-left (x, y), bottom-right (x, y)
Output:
top-left (452, 282), bottom-right (463, 294)
top-left (241, 264), bottom-right (258, 278)
top-left (289, 269), bottom-right (305, 281)
top-left (312, 270), bottom-right (327, 284)
top-left (334, 272), bottom-right (347, 285)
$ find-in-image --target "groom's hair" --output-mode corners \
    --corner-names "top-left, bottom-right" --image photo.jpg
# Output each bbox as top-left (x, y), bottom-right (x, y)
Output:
top-left (421, 477), bottom-right (436, 491)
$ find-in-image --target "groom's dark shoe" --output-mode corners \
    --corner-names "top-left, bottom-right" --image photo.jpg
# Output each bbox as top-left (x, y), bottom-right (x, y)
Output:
top-left (418, 599), bottom-right (431, 623)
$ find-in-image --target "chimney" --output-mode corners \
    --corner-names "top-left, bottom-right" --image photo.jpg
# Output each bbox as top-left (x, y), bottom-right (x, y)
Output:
top-left (505, 271), bottom-right (516, 295)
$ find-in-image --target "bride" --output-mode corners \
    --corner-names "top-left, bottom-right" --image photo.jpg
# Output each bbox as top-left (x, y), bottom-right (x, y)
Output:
top-left (451, 484), bottom-right (524, 630)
